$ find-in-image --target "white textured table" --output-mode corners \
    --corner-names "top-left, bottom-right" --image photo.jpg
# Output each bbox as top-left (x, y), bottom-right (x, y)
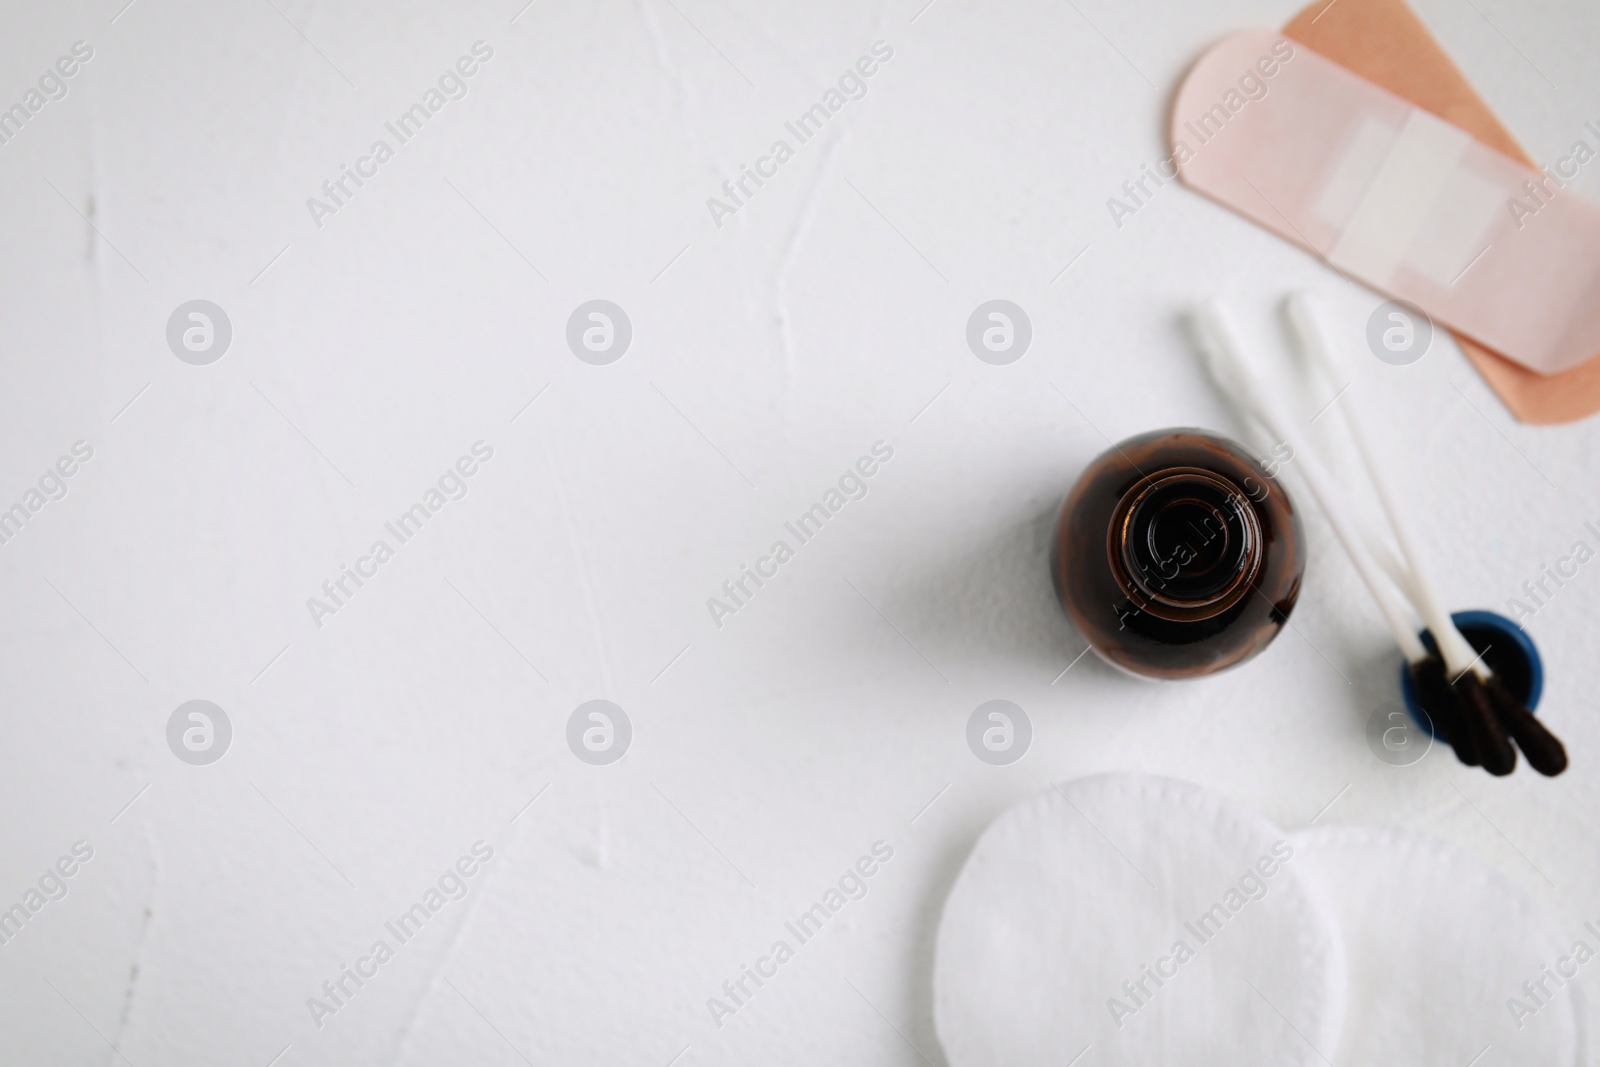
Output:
top-left (2, 0), bottom-right (1598, 1063)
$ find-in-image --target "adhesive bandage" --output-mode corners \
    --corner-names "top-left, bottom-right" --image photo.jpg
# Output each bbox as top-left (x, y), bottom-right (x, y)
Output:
top-left (1173, 31), bottom-right (1600, 376)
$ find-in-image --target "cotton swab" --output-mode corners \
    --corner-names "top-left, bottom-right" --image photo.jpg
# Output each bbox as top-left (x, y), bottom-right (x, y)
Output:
top-left (1284, 295), bottom-right (1480, 672)
top-left (1281, 294), bottom-right (1499, 768)
top-left (1282, 292), bottom-right (1505, 770)
top-left (1283, 292), bottom-right (1566, 776)
top-left (1192, 301), bottom-right (1520, 772)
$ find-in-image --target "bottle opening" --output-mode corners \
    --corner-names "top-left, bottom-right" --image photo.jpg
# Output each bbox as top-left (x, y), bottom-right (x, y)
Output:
top-left (1113, 468), bottom-right (1262, 619)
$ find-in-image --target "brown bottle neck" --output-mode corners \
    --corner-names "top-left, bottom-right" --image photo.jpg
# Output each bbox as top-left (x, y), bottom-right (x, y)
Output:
top-left (1108, 467), bottom-right (1262, 622)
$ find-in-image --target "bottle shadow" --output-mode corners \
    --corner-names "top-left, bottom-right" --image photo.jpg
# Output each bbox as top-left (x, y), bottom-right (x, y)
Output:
top-left (865, 487), bottom-right (1104, 684)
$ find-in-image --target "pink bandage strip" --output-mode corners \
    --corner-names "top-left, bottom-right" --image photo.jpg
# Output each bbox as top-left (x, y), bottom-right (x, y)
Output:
top-left (1173, 31), bottom-right (1600, 376)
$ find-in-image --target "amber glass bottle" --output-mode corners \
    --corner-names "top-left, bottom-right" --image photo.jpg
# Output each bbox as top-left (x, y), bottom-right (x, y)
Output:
top-left (1051, 428), bottom-right (1305, 680)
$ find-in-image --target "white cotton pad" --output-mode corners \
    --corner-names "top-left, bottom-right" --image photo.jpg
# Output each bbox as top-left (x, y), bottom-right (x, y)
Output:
top-left (934, 774), bottom-right (1346, 1067)
top-left (1290, 824), bottom-right (1586, 1067)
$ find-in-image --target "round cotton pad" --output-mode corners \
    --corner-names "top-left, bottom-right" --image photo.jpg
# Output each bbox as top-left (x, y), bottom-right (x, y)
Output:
top-left (934, 774), bottom-right (1346, 1067)
top-left (1291, 824), bottom-right (1585, 1066)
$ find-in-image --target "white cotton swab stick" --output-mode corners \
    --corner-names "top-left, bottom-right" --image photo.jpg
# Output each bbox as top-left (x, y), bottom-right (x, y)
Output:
top-left (1280, 298), bottom-right (1429, 621)
top-left (1282, 294), bottom-right (1542, 775)
top-left (1205, 297), bottom-right (1525, 776)
top-left (1191, 300), bottom-right (1431, 665)
top-left (1227, 332), bottom-right (1424, 615)
top-left (1282, 292), bottom-right (1484, 680)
